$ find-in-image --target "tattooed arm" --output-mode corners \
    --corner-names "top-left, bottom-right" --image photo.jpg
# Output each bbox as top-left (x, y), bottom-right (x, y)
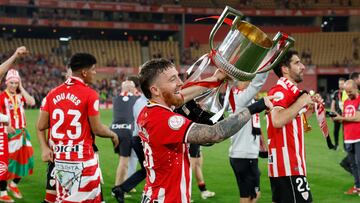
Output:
top-left (186, 95), bottom-right (276, 144)
top-left (186, 108), bottom-right (252, 144)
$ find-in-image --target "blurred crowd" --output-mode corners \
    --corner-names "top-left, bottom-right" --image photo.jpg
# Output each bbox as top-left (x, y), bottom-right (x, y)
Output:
top-left (0, 51), bottom-right (66, 108)
top-left (0, 50), bottom-right (130, 108)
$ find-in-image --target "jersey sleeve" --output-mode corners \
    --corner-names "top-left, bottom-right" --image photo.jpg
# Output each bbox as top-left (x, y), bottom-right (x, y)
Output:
top-left (0, 94), bottom-right (5, 114)
top-left (269, 86), bottom-right (289, 108)
top-left (150, 109), bottom-right (192, 144)
top-left (331, 90), bottom-right (337, 101)
top-left (40, 95), bottom-right (49, 112)
top-left (88, 90), bottom-right (100, 116)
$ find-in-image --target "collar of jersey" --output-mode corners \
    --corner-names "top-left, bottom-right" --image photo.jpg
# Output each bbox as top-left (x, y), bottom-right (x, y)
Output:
top-left (66, 76), bottom-right (86, 86)
top-left (120, 91), bottom-right (134, 96)
top-left (147, 101), bottom-right (173, 112)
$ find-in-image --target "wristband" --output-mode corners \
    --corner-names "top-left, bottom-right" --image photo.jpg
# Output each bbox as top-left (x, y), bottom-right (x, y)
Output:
top-left (247, 98), bottom-right (267, 115)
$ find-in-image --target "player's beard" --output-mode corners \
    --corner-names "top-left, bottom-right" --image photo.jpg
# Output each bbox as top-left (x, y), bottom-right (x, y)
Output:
top-left (163, 90), bottom-right (183, 108)
top-left (294, 72), bottom-right (303, 83)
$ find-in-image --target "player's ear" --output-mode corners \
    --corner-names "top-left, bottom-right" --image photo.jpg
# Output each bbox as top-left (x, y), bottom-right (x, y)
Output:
top-left (149, 85), bottom-right (160, 97)
top-left (81, 69), bottom-right (88, 78)
top-left (281, 65), bottom-right (289, 75)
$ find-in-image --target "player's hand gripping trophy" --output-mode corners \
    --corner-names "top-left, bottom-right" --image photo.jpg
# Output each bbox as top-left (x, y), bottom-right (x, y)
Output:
top-left (183, 6), bottom-right (295, 123)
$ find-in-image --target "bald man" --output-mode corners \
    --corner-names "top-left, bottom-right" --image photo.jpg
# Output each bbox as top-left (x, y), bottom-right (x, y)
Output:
top-left (111, 80), bottom-right (140, 188)
top-left (334, 80), bottom-right (360, 195)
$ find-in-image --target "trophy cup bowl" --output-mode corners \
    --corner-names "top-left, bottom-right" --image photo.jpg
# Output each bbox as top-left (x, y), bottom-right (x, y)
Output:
top-left (209, 6), bottom-right (295, 81)
top-left (183, 6), bottom-right (295, 123)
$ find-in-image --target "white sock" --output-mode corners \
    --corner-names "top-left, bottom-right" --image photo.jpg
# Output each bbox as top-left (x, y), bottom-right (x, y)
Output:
top-left (0, 114), bottom-right (8, 123)
top-left (0, 190), bottom-right (8, 196)
top-left (9, 181), bottom-right (16, 188)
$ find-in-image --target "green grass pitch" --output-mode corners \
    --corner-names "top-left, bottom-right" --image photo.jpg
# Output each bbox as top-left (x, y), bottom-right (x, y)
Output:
top-left (12, 109), bottom-right (360, 202)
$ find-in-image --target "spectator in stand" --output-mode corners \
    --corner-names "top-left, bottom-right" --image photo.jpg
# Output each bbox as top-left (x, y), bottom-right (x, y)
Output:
top-left (353, 49), bottom-right (359, 61)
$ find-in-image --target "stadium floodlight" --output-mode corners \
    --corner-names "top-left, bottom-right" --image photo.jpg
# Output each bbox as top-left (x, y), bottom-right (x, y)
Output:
top-left (59, 37), bottom-right (71, 42)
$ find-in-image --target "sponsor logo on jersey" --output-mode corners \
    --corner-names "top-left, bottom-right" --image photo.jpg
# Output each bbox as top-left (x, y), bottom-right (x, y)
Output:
top-left (54, 144), bottom-right (81, 153)
top-left (111, 123), bottom-right (132, 130)
top-left (168, 115), bottom-right (185, 130)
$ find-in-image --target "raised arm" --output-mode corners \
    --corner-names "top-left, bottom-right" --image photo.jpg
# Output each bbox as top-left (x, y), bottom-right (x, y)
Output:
top-left (271, 93), bottom-right (313, 128)
top-left (19, 81), bottom-right (35, 106)
top-left (181, 70), bottom-right (227, 103)
top-left (0, 46), bottom-right (28, 81)
top-left (235, 72), bottom-right (269, 108)
top-left (186, 96), bottom-right (274, 144)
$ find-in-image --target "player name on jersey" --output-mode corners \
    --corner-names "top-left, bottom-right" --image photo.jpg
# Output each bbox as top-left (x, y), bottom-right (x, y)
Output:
top-left (52, 92), bottom-right (81, 106)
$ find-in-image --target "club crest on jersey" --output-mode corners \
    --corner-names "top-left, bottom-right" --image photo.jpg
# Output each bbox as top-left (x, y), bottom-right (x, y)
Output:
top-left (0, 161), bottom-right (8, 176)
top-left (168, 115), bottom-right (185, 130)
top-left (93, 100), bottom-right (99, 111)
top-left (344, 105), bottom-right (356, 117)
top-left (273, 92), bottom-right (284, 102)
top-left (301, 191), bottom-right (309, 200)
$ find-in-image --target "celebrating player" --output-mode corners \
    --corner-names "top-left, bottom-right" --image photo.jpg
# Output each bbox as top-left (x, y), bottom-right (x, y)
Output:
top-left (137, 58), bottom-right (274, 203)
top-left (0, 46), bottom-right (28, 203)
top-left (266, 50), bottom-right (323, 203)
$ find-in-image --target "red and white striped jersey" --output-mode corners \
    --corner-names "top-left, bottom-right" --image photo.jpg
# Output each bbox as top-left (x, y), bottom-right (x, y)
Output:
top-left (343, 95), bottom-right (360, 143)
top-left (266, 78), bottom-right (307, 177)
top-left (138, 102), bottom-right (193, 203)
top-left (0, 92), bottom-right (26, 129)
top-left (41, 76), bottom-right (99, 161)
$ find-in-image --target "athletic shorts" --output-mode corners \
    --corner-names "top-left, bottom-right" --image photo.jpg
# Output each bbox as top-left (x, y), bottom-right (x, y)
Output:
top-left (230, 158), bottom-right (260, 199)
top-left (46, 162), bottom-right (56, 191)
top-left (55, 158), bottom-right (102, 202)
top-left (189, 144), bottom-right (201, 158)
top-left (111, 128), bottom-right (132, 156)
top-left (270, 176), bottom-right (313, 203)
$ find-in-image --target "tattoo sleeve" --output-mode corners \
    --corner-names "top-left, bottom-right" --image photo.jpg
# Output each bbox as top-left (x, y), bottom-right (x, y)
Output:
top-left (186, 108), bottom-right (252, 144)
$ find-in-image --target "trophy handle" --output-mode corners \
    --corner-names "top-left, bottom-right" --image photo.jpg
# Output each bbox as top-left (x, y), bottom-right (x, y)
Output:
top-left (209, 6), bottom-right (244, 51)
top-left (257, 32), bottom-right (295, 73)
top-left (213, 52), bottom-right (256, 81)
